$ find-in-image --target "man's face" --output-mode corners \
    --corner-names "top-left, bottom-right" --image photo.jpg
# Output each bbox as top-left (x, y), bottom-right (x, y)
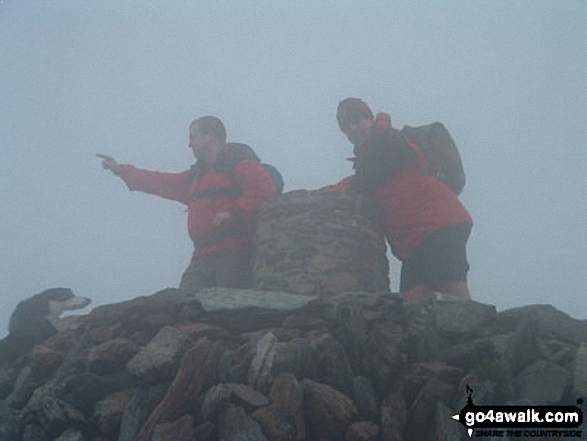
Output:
top-left (342, 117), bottom-right (374, 148)
top-left (189, 124), bottom-right (213, 161)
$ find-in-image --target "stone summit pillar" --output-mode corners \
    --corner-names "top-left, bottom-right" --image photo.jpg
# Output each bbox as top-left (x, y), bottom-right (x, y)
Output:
top-left (252, 190), bottom-right (389, 295)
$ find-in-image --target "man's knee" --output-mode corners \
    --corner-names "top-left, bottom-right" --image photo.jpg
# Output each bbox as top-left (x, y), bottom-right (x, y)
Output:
top-left (437, 280), bottom-right (471, 300)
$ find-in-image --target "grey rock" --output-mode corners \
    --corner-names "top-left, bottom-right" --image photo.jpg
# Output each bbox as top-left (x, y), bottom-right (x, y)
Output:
top-left (0, 370), bottom-right (16, 400)
top-left (345, 421), bottom-right (379, 441)
top-left (283, 337), bottom-right (320, 380)
top-left (23, 381), bottom-right (86, 436)
top-left (248, 331), bottom-right (279, 393)
top-left (438, 339), bottom-right (497, 370)
top-left (406, 362), bottom-right (463, 394)
top-left (226, 383), bottom-right (269, 411)
top-left (407, 377), bottom-right (455, 440)
top-left (432, 401), bottom-right (462, 441)
top-left (337, 300), bottom-right (368, 372)
top-left (573, 342), bottom-right (587, 398)
top-left (301, 291), bottom-right (401, 324)
top-left (196, 289), bottom-right (320, 333)
top-left (134, 338), bottom-right (223, 441)
top-left (485, 333), bottom-right (511, 356)
top-left (87, 288), bottom-right (202, 325)
top-left (218, 405), bottom-right (268, 441)
top-left (21, 424), bottom-right (49, 441)
top-left (151, 415), bottom-right (195, 441)
top-left (433, 297), bottom-right (497, 336)
top-left (117, 390), bottom-right (148, 441)
top-left (252, 405), bottom-right (297, 441)
top-left (301, 378), bottom-right (358, 441)
top-left (225, 344), bottom-right (254, 384)
top-left (352, 377), bottom-right (378, 421)
top-left (497, 304), bottom-right (587, 345)
top-left (0, 399), bottom-right (21, 441)
top-left (504, 317), bottom-right (540, 375)
top-left (126, 325), bottom-right (193, 383)
top-left (379, 390), bottom-right (406, 441)
top-left (316, 333), bottom-right (354, 394)
top-left (403, 302), bottom-right (438, 362)
top-left (92, 388), bottom-right (135, 436)
top-left (196, 288), bottom-right (317, 312)
top-left (364, 320), bottom-right (404, 389)
top-left (117, 386), bottom-right (167, 441)
top-left (64, 371), bottom-right (141, 416)
top-left (514, 359), bottom-right (571, 404)
top-left (85, 288), bottom-right (204, 345)
top-left (6, 367), bottom-right (35, 409)
top-left (194, 421), bottom-right (216, 441)
top-left (539, 338), bottom-right (575, 366)
top-left (250, 372), bottom-right (305, 441)
top-left (281, 313), bottom-right (328, 330)
top-left (198, 383), bottom-right (231, 424)
top-left (251, 373), bottom-right (305, 441)
top-left (54, 428), bottom-right (84, 441)
top-left (269, 338), bottom-right (305, 379)
top-left (8, 345), bottom-right (66, 409)
top-left (87, 338), bottom-right (139, 376)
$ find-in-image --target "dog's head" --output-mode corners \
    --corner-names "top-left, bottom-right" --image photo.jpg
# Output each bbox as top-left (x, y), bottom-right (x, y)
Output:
top-left (43, 288), bottom-right (91, 316)
top-left (9, 288), bottom-right (91, 334)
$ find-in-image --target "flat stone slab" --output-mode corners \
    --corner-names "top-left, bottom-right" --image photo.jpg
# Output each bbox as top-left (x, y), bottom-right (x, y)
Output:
top-left (195, 288), bottom-right (317, 312)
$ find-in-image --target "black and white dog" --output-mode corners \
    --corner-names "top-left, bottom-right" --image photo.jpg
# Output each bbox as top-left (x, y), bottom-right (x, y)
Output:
top-left (1, 288), bottom-right (91, 364)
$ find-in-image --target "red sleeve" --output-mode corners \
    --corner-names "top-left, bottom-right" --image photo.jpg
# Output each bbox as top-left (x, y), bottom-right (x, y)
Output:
top-left (229, 159), bottom-right (277, 216)
top-left (322, 175), bottom-right (353, 192)
top-left (119, 164), bottom-right (192, 205)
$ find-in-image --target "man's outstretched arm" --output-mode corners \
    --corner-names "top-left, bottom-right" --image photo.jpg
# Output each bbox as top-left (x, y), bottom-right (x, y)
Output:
top-left (96, 153), bottom-right (191, 204)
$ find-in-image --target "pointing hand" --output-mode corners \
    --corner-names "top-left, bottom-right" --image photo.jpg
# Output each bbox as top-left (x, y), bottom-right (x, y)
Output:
top-left (96, 153), bottom-right (122, 176)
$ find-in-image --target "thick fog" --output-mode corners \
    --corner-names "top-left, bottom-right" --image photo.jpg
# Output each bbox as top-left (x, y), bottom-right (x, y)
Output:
top-left (1, 1), bottom-right (586, 337)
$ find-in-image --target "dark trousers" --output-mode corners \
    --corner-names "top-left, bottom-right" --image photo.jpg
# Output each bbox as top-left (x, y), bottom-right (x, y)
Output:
top-left (399, 223), bottom-right (472, 294)
top-left (179, 250), bottom-right (251, 294)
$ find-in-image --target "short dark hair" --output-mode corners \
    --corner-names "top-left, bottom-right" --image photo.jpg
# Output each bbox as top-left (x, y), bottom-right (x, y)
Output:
top-left (336, 97), bottom-right (374, 131)
top-left (190, 116), bottom-right (227, 144)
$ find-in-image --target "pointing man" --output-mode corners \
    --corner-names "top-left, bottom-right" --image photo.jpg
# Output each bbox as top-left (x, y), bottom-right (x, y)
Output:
top-left (98, 116), bottom-right (277, 293)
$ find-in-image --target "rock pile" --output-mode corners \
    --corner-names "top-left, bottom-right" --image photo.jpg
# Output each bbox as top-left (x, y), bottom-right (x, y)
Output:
top-left (252, 190), bottom-right (389, 294)
top-left (1, 288), bottom-right (587, 441)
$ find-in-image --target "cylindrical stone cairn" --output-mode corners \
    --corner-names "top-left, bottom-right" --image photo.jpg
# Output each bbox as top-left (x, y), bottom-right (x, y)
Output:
top-left (252, 189), bottom-right (390, 295)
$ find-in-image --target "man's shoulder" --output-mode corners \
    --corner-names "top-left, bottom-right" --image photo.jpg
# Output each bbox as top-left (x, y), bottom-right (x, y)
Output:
top-left (225, 143), bottom-right (261, 164)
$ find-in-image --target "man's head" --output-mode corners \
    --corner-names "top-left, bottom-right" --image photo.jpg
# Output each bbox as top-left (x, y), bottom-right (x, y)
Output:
top-left (189, 116), bottom-right (227, 163)
top-left (336, 97), bottom-right (375, 147)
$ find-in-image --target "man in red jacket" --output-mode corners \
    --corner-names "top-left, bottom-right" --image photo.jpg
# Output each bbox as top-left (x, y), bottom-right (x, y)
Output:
top-left (330, 98), bottom-right (473, 304)
top-left (97, 116), bottom-right (277, 293)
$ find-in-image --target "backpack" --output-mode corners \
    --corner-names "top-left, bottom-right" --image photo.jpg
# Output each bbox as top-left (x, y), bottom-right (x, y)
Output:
top-left (188, 142), bottom-right (284, 200)
top-left (228, 143), bottom-right (284, 194)
top-left (400, 122), bottom-right (466, 194)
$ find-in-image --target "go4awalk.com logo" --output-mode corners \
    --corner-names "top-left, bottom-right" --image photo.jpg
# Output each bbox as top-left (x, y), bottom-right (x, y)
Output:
top-left (452, 386), bottom-right (584, 438)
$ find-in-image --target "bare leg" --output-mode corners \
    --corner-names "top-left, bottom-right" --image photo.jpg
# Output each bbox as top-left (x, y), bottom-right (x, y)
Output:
top-left (436, 280), bottom-right (471, 300)
top-left (403, 283), bottom-right (435, 304)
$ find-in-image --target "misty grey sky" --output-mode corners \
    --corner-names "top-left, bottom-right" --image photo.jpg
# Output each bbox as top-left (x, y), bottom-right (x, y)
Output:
top-left (1, 1), bottom-right (586, 337)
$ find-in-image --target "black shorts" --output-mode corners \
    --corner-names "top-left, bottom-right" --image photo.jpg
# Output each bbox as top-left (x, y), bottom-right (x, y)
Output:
top-left (399, 223), bottom-right (472, 293)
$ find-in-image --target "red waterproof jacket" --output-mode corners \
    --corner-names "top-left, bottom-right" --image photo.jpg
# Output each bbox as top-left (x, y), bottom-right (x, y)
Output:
top-left (119, 145), bottom-right (277, 259)
top-left (328, 113), bottom-right (472, 261)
